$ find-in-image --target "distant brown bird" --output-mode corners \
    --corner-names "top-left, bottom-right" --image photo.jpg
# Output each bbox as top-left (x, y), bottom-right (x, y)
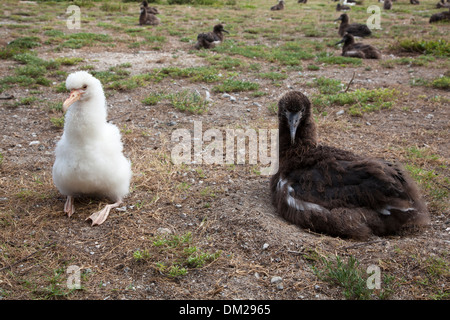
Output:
top-left (271, 0), bottom-right (285, 10)
top-left (335, 33), bottom-right (381, 59)
top-left (298, 0), bottom-right (307, 3)
top-left (139, 7), bottom-right (160, 26)
top-left (141, 0), bottom-right (159, 14)
top-left (335, 13), bottom-right (372, 37)
top-left (429, 8), bottom-right (450, 23)
top-left (384, 0), bottom-right (392, 9)
top-left (270, 91), bottom-right (429, 239)
top-left (437, 0), bottom-right (450, 8)
top-left (410, 0), bottom-right (420, 4)
top-left (194, 24), bottom-right (229, 50)
top-left (336, 3), bottom-right (351, 11)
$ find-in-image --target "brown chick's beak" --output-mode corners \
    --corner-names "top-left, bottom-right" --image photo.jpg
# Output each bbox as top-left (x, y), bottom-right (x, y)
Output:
top-left (63, 89), bottom-right (82, 112)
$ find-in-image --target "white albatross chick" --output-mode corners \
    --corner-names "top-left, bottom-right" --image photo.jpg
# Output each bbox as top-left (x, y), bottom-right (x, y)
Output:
top-left (52, 71), bottom-right (132, 226)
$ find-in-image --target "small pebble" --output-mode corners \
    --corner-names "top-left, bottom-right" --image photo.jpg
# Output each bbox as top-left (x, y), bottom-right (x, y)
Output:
top-left (271, 276), bottom-right (282, 284)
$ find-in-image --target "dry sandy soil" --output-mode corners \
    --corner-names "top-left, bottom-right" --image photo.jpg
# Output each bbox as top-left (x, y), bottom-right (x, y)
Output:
top-left (0, 0), bottom-right (449, 303)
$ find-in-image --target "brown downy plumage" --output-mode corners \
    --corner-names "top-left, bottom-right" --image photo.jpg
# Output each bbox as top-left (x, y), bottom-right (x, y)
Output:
top-left (139, 7), bottom-right (160, 26)
top-left (141, 0), bottom-right (159, 14)
top-left (334, 13), bottom-right (372, 37)
top-left (336, 3), bottom-right (351, 11)
top-left (384, 0), bottom-right (392, 9)
top-left (429, 8), bottom-right (450, 22)
top-left (335, 33), bottom-right (381, 59)
top-left (437, 0), bottom-right (450, 8)
top-left (270, 91), bottom-right (429, 240)
top-left (271, 0), bottom-right (285, 10)
top-left (194, 24), bottom-right (229, 50)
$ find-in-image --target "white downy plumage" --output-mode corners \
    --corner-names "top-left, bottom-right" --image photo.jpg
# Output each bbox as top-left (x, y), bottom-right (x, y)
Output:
top-left (52, 71), bottom-right (132, 226)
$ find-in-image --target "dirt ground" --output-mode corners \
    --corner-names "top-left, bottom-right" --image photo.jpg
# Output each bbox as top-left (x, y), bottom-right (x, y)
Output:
top-left (0, 0), bottom-right (449, 301)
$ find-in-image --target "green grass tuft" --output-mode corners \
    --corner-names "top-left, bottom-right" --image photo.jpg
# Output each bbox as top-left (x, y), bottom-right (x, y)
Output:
top-left (213, 78), bottom-right (259, 92)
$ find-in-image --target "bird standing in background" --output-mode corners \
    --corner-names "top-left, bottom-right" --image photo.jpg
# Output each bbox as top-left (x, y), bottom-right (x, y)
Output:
top-left (194, 24), bottom-right (229, 49)
top-left (335, 13), bottom-right (372, 37)
top-left (271, 0), bottom-right (285, 10)
top-left (139, 6), bottom-right (160, 25)
top-left (53, 71), bottom-right (132, 226)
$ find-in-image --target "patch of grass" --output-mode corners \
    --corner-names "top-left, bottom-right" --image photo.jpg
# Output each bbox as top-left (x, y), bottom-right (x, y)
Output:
top-left (0, 36), bottom-right (41, 59)
top-left (168, 90), bottom-right (209, 114)
top-left (149, 231), bottom-right (221, 278)
top-left (395, 38), bottom-right (449, 57)
top-left (33, 266), bottom-right (78, 299)
top-left (381, 55), bottom-right (436, 68)
top-left (152, 66), bottom-right (223, 83)
top-left (214, 40), bottom-right (314, 66)
top-left (267, 102), bottom-right (278, 115)
top-left (312, 255), bottom-right (371, 300)
top-left (258, 72), bottom-right (288, 81)
top-left (316, 54), bottom-right (362, 66)
top-left (132, 249), bottom-right (151, 261)
top-left (425, 256), bottom-right (449, 281)
top-left (107, 74), bottom-right (151, 91)
top-left (144, 35), bottom-right (166, 43)
top-left (212, 78), bottom-right (259, 92)
top-left (312, 88), bottom-right (398, 116)
top-left (50, 116), bottom-right (65, 128)
top-left (13, 53), bottom-right (58, 69)
top-left (54, 57), bottom-right (84, 66)
top-left (1, 53), bottom-right (60, 88)
top-left (206, 55), bottom-right (247, 70)
top-left (410, 76), bottom-right (450, 90)
top-left (405, 146), bottom-right (440, 163)
top-left (142, 92), bottom-right (165, 106)
top-left (100, 1), bottom-right (127, 12)
top-left (307, 64), bottom-right (320, 71)
top-left (58, 32), bottom-right (112, 50)
top-left (16, 96), bottom-right (38, 106)
top-left (312, 77), bottom-right (342, 95)
top-left (405, 164), bottom-right (449, 212)
top-left (431, 76), bottom-right (450, 89)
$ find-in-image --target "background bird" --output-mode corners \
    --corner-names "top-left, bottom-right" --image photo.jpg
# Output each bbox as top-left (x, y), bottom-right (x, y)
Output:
top-left (271, 0), bottom-right (285, 10)
top-left (270, 91), bottom-right (429, 239)
top-left (384, 0), bottom-right (392, 9)
top-left (437, 0), bottom-right (450, 8)
top-left (141, 0), bottom-right (159, 14)
top-left (335, 13), bottom-right (372, 37)
top-left (52, 71), bottom-right (132, 226)
top-left (335, 33), bottom-right (381, 59)
top-left (336, 3), bottom-right (351, 11)
top-left (430, 8), bottom-right (450, 22)
top-left (139, 6), bottom-right (160, 26)
top-left (194, 24), bottom-right (229, 49)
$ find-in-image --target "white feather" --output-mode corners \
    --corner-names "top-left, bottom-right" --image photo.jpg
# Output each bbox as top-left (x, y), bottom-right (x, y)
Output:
top-left (278, 178), bottom-right (326, 212)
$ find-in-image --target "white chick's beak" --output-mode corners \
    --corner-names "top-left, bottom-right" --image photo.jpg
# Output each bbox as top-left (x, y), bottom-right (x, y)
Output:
top-left (63, 89), bottom-right (83, 112)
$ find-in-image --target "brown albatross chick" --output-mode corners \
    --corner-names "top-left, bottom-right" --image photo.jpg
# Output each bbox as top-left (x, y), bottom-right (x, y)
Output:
top-left (194, 24), bottom-right (229, 49)
top-left (335, 33), bottom-right (381, 59)
top-left (270, 91), bottom-right (429, 239)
